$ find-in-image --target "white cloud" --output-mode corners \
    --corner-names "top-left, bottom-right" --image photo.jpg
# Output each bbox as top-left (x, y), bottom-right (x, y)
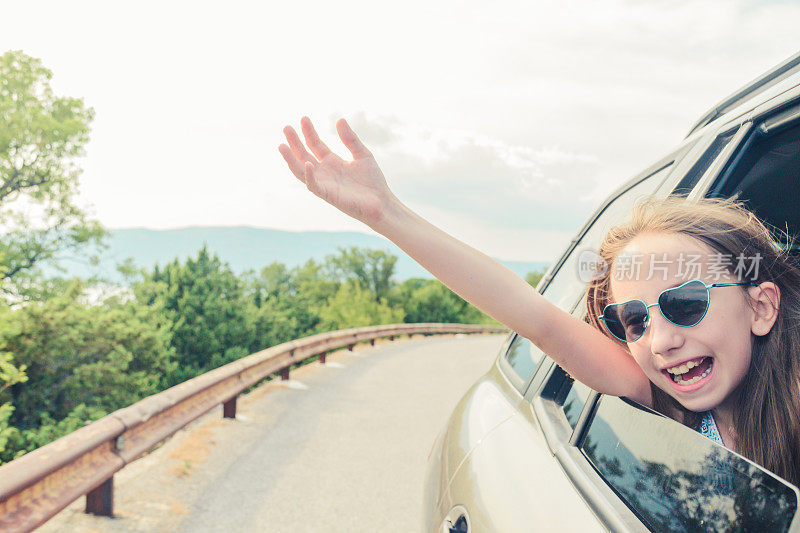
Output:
top-left (342, 111), bottom-right (603, 230)
top-left (0, 0), bottom-right (797, 262)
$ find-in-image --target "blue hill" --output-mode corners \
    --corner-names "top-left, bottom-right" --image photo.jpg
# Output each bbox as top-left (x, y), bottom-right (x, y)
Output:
top-left (54, 227), bottom-right (550, 283)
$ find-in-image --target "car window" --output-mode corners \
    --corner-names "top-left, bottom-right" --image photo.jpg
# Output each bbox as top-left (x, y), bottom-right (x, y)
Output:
top-left (539, 363), bottom-right (594, 430)
top-left (542, 164), bottom-right (673, 312)
top-left (711, 113), bottom-right (800, 242)
top-left (670, 128), bottom-right (738, 197)
top-left (562, 379), bottom-right (591, 429)
top-left (581, 395), bottom-right (799, 532)
top-left (502, 334), bottom-right (544, 392)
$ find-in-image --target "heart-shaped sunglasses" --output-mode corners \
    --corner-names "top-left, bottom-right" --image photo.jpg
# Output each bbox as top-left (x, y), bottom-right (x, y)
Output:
top-left (599, 279), bottom-right (756, 343)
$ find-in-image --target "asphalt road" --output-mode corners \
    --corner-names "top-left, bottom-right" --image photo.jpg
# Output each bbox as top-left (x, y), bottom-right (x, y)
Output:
top-left (38, 333), bottom-right (505, 533)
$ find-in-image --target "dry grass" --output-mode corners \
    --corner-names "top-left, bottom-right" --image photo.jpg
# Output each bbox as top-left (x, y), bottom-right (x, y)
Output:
top-left (168, 422), bottom-right (223, 478)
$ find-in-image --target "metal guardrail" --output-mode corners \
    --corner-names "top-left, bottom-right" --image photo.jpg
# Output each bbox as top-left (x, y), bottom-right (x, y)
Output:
top-left (0, 322), bottom-right (507, 532)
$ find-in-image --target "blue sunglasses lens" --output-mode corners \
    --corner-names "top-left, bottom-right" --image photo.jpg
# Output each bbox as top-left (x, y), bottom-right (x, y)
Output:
top-left (658, 280), bottom-right (708, 327)
top-left (602, 300), bottom-right (649, 342)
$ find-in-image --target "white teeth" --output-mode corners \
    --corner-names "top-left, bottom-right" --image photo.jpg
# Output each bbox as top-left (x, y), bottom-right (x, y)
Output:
top-left (671, 359), bottom-right (713, 384)
top-left (666, 358), bottom-right (706, 375)
top-left (668, 363), bottom-right (690, 375)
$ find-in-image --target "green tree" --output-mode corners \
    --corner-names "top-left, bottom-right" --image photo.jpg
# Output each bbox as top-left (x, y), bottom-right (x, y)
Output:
top-left (0, 349), bottom-right (27, 462)
top-left (324, 247), bottom-right (397, 302)
top-left (291, 259), bottom-right (340, 331)
top-left (244, 262), bottom-right (293, 308)
top-left (525, 268), bottom-right (547, 289)
top-left (0, 51), bottom-right (104, 293)
top-left (318, 281), bottom-right (404, 330)
top-left (0, 280), bottom-right (176, 431)
top-left (135, 247), bottom-right (256, 384)
top-left (2, 403), bottom-right (106, 464)
top-left (244, 259), bottom-right (340, 344)
top-left (388, 278), bottom-right (491, 324)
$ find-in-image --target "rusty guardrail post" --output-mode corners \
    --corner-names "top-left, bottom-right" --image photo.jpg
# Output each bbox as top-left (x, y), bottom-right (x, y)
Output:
top-left (85, 477), bottom-right (113, 516)
top-left (223, 396), bottom-right (237, 418)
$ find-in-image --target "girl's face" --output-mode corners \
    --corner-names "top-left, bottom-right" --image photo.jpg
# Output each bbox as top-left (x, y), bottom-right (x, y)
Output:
top-left (609, 232), bottom-right (757, 413)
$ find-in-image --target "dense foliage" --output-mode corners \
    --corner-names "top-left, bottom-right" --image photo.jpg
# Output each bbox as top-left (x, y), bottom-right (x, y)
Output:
top-left (0, 242), bottom-right (541, 464)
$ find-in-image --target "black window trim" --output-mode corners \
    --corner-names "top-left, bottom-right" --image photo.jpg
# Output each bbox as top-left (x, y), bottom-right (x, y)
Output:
top-left (688, 95), bottom-right (800, 202)
top-left (665, 126), bottom-right (739, 197)
top-left (680, 120), bottom-right (751, 200)
top-left (707, 102), bottom-right (800, 199)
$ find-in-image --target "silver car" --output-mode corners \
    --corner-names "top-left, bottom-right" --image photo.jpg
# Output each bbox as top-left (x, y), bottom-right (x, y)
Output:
top-left (423, 51), bottom-right (800, 532)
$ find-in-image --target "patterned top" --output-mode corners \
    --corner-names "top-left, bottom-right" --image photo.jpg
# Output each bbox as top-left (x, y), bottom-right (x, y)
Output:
top-left (698, 411), bottom-right (724, 446)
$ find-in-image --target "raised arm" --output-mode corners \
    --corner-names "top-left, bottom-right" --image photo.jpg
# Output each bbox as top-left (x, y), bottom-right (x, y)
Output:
top-left (278, 117), bottom-right (652, 405)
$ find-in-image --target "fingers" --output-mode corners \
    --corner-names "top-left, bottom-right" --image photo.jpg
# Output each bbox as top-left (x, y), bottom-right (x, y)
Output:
top-left (278, 143), bottom-right (307, 183)
top-left (283, 125), bottom-right (317, 166)
top-left (279, 116), bottom-right (372, 188)
top-left (301, 116), bottom-right (334, 160)
top-left (336, 118), bottom-right (373, 160)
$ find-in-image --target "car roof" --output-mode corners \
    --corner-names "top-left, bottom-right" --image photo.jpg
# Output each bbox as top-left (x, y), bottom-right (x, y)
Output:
top-left (686, 50), bottom-right (800, 138)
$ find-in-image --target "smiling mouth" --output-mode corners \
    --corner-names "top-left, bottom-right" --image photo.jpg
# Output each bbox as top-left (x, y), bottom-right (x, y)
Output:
top-left (664, 356), bottom-right (713, 385)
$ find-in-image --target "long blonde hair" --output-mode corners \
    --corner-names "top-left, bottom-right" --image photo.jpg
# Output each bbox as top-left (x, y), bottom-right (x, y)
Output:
top-left (586, 195), bottom-right (800, 485)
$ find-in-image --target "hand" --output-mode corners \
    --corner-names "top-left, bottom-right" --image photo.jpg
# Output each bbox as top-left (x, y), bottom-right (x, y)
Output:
top-left (279, 116), bottom-right (396, 228)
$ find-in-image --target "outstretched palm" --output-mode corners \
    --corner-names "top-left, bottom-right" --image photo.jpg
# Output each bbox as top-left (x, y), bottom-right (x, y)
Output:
top-left (278, 116), bottom-right (394, 227)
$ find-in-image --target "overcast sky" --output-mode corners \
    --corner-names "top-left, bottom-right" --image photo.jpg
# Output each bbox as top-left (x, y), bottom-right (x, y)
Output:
top-left (2, 0), bottom-right (798, 262)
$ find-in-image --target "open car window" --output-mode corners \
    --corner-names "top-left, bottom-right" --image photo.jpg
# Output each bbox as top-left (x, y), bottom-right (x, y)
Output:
top-left (708, 105), bottom-right (800, 257)
top-left (580, 395), bottom-right (800, 532)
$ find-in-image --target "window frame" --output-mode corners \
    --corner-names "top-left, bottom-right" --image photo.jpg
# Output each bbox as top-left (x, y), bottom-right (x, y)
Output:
top-left (706, 103), bottom-right (800, 200)
top-left (656, 120), bottom-right (747, 199)
top-left (534, 366), bottom-right (800, 532)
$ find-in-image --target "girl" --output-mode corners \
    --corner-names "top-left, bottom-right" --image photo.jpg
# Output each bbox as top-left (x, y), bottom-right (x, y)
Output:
top-left (278, 116), bottom-right (799, 485)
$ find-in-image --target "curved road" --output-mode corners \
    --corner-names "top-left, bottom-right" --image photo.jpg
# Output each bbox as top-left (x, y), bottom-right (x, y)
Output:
top-left (39, 333), bottom-right (505, 533)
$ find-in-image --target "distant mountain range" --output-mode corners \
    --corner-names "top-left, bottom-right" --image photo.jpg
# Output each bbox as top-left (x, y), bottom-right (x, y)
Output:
top-left (52, 227), bottom-right (551, 283)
